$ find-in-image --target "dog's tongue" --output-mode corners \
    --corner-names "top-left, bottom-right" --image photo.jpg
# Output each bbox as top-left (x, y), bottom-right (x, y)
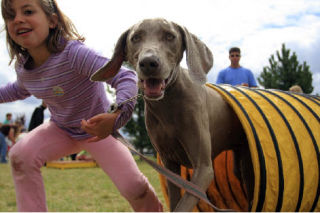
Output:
top-left (144, 78), bottom-right (165, 97)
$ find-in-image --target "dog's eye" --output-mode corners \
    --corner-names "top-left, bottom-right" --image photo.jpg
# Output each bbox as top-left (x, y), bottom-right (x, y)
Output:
top-left (131, 34), bottom-right (141, 43)
top-left (165, 32), bottom-right (175, 41)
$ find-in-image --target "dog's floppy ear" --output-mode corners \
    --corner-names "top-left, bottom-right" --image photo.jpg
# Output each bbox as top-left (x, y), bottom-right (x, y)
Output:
top-left (91, 30), bottom-right (129, 82)
top-left (178, 25), bottom-right (213, 84)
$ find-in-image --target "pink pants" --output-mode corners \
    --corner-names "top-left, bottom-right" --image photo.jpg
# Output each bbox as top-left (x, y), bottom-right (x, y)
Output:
top-left (9, 122), bottom-right (163, 212)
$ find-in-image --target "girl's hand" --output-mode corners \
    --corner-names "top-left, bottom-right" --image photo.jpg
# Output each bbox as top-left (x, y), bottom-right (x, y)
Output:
top-left (81, 111), bottom-right (121, 143)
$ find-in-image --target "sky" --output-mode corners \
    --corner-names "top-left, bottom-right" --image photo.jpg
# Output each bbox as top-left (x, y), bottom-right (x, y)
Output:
top-left (0, 0), bottom-right (320, 127)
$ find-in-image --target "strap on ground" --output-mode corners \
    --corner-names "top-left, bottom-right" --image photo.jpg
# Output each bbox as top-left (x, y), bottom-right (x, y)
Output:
top-left (112, 131), bottom-right (233, 212)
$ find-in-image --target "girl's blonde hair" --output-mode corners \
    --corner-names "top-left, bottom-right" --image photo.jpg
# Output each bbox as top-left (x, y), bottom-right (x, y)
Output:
top-left (1, 0), bottom-right (85, 64)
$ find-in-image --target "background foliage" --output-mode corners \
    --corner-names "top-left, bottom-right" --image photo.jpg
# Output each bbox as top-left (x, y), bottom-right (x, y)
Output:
top-left (122, 97), bottom-right (156, 155)
top-left (258, 43), bottom-right (313, 94)
top-left (120, 62), bottom-right (156, 155)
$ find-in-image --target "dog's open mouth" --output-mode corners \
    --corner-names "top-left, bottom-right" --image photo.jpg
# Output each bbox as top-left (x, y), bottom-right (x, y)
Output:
top-left (141, 78), bottom-right (167, 100)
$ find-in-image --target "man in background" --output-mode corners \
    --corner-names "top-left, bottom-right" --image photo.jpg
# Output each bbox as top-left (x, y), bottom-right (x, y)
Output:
top-left (289, 85), bottom-right (303, 93)
top-left (216, 47), bottom-right (257, 87)
top-left (3, 113), bottom-right (13, 125)
top-left (28, 101), bottom-right (47, 132)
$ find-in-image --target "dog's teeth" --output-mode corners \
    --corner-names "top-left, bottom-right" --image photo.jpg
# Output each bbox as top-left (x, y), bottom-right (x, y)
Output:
top-left (144, 78), bottom-right (165, 98)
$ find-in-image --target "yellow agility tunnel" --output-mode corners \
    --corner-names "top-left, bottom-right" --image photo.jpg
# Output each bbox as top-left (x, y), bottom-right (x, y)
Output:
top-left (159, 84), bottom-right (320, 212)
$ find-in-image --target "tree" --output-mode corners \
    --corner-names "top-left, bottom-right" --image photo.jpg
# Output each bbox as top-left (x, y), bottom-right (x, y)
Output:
top-left (122, 96), bottom-right (156, 155)
top-left (119, 62), bottom-right (156, 155)
top-left (258, 44), bottom-right (313, 94)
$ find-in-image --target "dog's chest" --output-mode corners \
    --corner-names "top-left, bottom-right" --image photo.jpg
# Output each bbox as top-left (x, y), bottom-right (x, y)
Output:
top-left (146, 112), bottom-right (192, 167)
top-left (157, 138), bottom-right (191, 167)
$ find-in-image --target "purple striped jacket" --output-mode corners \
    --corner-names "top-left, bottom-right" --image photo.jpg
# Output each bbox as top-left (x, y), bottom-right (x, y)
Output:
top-left (0, 40), bottom-right (138, 139)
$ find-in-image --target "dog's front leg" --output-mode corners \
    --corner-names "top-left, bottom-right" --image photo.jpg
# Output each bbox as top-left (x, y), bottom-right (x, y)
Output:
top-left (163, 160), bottom-right (182, 211)
top-left (174, 131), bottom-right (214, 212)
top-left (174, 164), bottom-right (213, 212)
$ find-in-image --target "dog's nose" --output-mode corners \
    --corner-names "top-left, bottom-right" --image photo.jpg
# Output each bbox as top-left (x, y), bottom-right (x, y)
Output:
top-left (139, 55), bottom-right (160, 74)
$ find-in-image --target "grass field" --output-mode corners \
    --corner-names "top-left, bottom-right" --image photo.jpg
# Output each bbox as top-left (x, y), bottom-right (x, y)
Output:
top-left (0, 156), bottom-right (168, 212)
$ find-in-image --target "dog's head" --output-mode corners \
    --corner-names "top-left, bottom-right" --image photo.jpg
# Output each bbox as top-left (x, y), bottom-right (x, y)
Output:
top-left (91, 18), bottom-right (213, 100)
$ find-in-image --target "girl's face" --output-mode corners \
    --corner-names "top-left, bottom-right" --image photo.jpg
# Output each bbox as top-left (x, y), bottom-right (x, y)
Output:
top-left (5, 0), bottom-right (57, 55)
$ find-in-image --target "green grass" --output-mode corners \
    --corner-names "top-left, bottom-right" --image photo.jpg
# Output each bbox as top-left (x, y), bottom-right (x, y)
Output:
top-left (0, 156), bottom-right (168, 212)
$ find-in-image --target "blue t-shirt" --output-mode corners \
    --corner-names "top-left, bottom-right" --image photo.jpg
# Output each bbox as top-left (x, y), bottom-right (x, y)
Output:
top-left (216, 66), bottom-right (257, 87)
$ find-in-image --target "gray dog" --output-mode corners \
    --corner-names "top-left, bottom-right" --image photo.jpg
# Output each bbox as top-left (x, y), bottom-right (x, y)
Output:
top-left (91, 18), bottom-right (253, 211)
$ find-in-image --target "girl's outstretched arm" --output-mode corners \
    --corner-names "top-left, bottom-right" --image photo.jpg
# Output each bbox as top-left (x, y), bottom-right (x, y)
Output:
top-left (0, 81), bottom-right (31, 103)
top-left (80, 110), bottom-right (121, 142)
top-left (107, 69), bottom-right (138, 131)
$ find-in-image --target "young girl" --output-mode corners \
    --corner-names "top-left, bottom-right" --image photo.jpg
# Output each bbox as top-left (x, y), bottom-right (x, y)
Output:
top-left (0, 0), bottom-right (163, 211)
